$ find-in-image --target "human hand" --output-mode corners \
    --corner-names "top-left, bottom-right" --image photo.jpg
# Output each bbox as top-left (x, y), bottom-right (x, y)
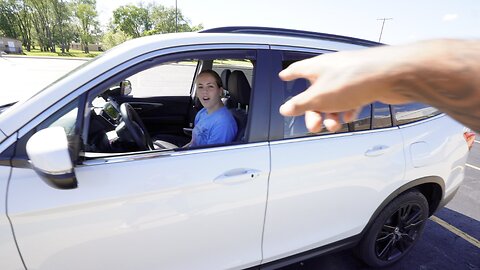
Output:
top-left (278, 47), bottom-right (414, 132)
top-left (280, 40), bottom-right (480, 133)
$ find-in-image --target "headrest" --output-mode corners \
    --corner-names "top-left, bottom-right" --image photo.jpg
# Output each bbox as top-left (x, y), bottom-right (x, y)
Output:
top-left (221, 69), bottom-right (231, 89)
top-left (228, 70), bottom-right (251, 105)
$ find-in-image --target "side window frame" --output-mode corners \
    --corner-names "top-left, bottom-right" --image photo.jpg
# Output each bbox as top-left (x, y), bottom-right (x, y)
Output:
top-left (270, 48), bottom-right (364, 141)
top-left (11, 95), bottom-right (87, 167)
top-left (271, 48), bottom-right (383, 141)
top-left (269, 49), bottom-right (323, 141)
top-left (81, 48), bottom-right (270, 160)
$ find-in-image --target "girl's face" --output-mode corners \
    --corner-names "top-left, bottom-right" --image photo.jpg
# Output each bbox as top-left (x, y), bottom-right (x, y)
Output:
top-left (196, 74), bottom-right (223, 112)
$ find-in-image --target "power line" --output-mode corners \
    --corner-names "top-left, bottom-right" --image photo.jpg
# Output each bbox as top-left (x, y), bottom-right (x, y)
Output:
top-left (377, 18), bottom-right (392, 42)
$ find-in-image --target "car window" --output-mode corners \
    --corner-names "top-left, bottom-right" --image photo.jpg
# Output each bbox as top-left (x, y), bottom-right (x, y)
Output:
top-left (12, 98), bottom-right (82, 162)
top-left (127, 60), bottom-right (199, 97)
top-left (84, 50), bottom-right (257, 155)
top-left (350, 105), bottom-right (372, 132)
top-left (392, 103), bottom-right (440, 125)
top-left (37, 99), bottom-right (79, 136)
top-left (372, 102), bottom-right (392, 129)
top-left (281, 52), bottom-right (375, 139)
top-left (212, 59), bottom-right (254, 89)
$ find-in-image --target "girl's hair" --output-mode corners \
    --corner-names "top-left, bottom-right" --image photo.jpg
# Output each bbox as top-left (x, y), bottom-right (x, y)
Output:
top-left (198, 69), bottom-right (222, 88)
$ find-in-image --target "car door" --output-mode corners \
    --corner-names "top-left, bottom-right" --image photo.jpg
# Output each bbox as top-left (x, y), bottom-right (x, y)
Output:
top-left (261, 49), bottom-right (406, 262)
top-left (0, 141), bottom-right (24, 270)
top-left (6, 47), bottom-right (271, 270)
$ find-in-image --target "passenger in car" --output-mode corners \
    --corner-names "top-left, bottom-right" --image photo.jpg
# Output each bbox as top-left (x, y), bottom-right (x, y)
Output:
top-left (186, 69), bottom-right (238, 147)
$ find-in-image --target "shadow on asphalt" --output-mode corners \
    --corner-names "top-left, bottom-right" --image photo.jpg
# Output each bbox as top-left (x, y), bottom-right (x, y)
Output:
top-left (280, 208), bottom-right (480, 270)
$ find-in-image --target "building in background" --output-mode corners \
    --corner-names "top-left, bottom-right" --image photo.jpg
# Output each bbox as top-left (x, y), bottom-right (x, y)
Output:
top-left (0, 37), bottom-right (23, 54)
top-left (70, 42), bottom-right (103, 52)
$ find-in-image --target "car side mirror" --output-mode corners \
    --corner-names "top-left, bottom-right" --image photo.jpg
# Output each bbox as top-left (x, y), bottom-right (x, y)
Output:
top-left (26, 126), bottom-right (78, 189)
top-left (120, 80), bottom-right (132, 96)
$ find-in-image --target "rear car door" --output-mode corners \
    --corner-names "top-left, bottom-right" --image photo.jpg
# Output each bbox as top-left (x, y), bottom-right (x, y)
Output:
top-left (262, 49), bottom-right (406, 262)
top-left (6, 47), bottom-right (272, 270)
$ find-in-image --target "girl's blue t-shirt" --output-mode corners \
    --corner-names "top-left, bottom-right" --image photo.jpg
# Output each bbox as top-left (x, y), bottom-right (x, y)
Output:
top-left (191, 107), bottom-right (238, 147)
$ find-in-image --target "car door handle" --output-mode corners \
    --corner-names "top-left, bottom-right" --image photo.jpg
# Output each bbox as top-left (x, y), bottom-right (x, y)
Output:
top-left (365, 145), bottom-right (390, 157)
top-left (214, 169), bottom-right (261, 184)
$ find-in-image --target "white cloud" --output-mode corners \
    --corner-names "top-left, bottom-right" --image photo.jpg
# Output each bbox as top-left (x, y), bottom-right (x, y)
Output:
top-left (442, 13), bottom-right (459, 22)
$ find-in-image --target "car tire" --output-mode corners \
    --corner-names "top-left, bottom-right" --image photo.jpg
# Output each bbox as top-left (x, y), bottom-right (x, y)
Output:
top-left (355, 190), bottom-right (429, 268)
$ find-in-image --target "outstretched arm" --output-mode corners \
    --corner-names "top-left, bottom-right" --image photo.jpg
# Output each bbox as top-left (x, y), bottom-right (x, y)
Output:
top-left (279, 39), bottom-right (480, 133)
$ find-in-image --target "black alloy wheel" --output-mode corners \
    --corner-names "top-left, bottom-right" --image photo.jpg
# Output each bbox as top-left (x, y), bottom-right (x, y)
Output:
top-left (356, 190), bottom-right (429, 267)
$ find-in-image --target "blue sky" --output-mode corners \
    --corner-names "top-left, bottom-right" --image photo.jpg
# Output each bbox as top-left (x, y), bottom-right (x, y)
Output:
top-left (97, 0), bottom-right (480, 44)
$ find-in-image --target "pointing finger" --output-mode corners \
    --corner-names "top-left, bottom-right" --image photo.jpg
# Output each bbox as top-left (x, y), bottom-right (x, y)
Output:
top-left (323, 113), bottom-right (342, 132)
top-left (279, 57), bottom-right (320, 82)
top-left (343, 108), bottom-right (361, 123)
top-left (279, 80), bottom-right (334, 117)
top-left (304, 111), bottom-right (323, 133)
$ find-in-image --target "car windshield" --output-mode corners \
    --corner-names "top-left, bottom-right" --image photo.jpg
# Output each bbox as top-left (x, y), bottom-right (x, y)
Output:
top-left (0, 55), bottom-right (102, 115)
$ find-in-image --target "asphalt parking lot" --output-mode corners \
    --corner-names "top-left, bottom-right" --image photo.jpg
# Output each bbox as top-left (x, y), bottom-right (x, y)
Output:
top-left (1, 56), bottom-right (479, 270)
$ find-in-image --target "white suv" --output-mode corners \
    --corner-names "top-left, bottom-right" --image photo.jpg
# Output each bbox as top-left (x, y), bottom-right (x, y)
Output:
top-left (0, 27), bottom-right (471, 270)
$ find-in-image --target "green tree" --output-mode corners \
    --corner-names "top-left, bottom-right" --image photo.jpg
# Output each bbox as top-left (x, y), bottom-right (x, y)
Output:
top-left (28, 0), bottom-right (58, 52)
top-left (74, 0), bottom-right (99, 53)
top-left (101, 28), bottom-right (129, 50)
top-left (51, 0), bottom-right (73, 53)
top-left (0, 0), bottom-right (34, 51)
top-left (17, 0), bottom-right (34, 51)
top-left (112, 5), bottom-right (151, 38)
top-left (111, 3), bottom-right (202, 39)
top-left (148, 4), bottom-right (202, 34)
top-left (0, 0), bottom-right (20, 38)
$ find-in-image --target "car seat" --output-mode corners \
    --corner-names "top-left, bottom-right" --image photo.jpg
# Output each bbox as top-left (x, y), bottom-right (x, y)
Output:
top-left (226, 70), bottom-right (251, 142)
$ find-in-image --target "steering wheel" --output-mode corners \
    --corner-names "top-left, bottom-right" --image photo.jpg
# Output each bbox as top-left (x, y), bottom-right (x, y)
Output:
top-left (119, 103), bottom-right (153, 150)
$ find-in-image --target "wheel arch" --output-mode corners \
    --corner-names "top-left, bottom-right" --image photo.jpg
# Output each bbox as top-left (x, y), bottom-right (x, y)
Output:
top-left (360, 176), bottom-right (444, 237)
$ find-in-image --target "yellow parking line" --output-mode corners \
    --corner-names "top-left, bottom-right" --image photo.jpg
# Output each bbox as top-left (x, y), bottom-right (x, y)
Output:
top-left (466, 164), bottom-right (480, 171)
top-left (430, 216), bottom-right (480, 248)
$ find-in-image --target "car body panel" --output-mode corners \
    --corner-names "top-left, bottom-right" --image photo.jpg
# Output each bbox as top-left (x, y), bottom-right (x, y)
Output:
top-left (0, 166), bottom-right (25, 270)
top-left (399, 115), bottom-right (468, 199)
top-left (8, 144), bottom-right (270, 270)
top-left (263, 128), bottom-right (405, 262)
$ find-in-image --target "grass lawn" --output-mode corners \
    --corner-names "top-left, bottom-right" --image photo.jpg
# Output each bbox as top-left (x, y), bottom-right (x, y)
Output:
top-left (22, 48), bottom-right (103, 58)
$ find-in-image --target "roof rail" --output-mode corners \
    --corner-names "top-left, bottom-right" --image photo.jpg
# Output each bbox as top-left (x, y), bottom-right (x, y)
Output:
top-left (200, 26), bottom-right (383, 47)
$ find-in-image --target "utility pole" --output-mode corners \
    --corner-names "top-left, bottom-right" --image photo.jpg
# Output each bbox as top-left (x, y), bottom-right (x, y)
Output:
top-left (175, 0), bottom-right (178, 33)
top-left (377, 18), bottom-right (392, 42)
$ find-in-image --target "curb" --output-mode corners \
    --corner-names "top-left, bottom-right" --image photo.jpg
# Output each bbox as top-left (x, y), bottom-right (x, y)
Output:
top-left (1, 54), bottom-right (91, 61)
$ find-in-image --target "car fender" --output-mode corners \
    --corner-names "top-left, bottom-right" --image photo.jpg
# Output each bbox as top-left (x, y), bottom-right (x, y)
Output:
top-left (359, 175), bottom-right (445, 237)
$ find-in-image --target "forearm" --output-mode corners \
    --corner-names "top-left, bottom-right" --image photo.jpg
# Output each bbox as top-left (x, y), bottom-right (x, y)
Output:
top-left (387, 39), bottom-right (480, 132)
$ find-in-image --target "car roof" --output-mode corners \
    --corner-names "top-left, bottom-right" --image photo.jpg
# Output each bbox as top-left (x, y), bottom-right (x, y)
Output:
top-left (200, 26), bottom-right (383, 47)
top-left (0, 29), bottom-right (380, 140)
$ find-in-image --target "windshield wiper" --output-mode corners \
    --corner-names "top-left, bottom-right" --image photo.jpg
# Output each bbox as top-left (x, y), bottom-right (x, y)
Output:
top-left (0, 102), bottom-right (17, 114)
